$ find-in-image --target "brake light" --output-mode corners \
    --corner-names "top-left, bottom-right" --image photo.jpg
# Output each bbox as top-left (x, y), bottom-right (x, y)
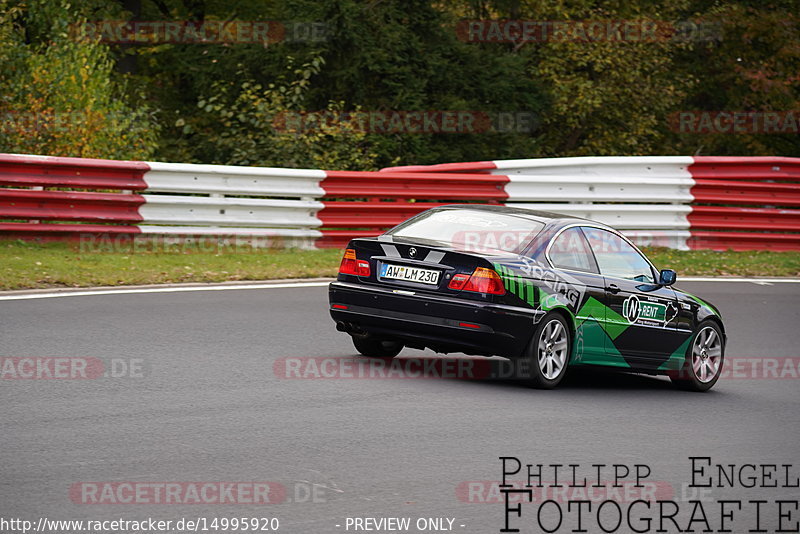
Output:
top-left (339, 248), bottom-right (371, 277)
top-left (448, 267), bottom-right (505, 295)
top-left (447, 273), bottom-right (471, 290)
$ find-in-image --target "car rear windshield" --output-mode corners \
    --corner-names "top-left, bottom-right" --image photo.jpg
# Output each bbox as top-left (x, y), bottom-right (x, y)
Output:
top-left (386, 208), bottom-right (544, 253)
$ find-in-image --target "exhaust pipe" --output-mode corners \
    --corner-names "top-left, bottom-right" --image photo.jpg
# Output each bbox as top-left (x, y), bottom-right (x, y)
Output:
top-left (336, 321), bottom-right (368, 336)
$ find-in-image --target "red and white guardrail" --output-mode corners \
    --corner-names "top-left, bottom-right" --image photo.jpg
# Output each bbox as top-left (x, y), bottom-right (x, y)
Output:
top-left (0, 153), bottom-right (797, 250)
top-left (381, 156), bottom-right (800, 251)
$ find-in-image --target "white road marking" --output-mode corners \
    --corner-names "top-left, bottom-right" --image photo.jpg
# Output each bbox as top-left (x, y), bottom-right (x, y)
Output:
top-left (0, 281), bottom-right (331, 301)
top-left (0, 277), bottom-right (798, 301)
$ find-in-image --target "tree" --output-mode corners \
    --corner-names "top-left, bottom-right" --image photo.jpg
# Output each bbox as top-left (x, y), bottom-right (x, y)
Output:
top-left (0, 0), bottom-right (159, 159)
top-left (669, 0), bottom-right (799, 155)
top-left (183, 56), bottom-right (381, 169)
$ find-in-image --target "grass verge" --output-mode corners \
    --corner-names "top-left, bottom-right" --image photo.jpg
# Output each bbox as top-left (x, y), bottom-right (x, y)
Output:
top-left (642, 247), bottom-right (800, 278)
top-left (0, 240), bottom-right (798, 290)
top-left (0, 240), bottom-right (342, 290)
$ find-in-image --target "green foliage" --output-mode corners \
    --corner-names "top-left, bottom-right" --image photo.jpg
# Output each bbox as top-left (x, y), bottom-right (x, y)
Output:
top-left (142, 0), bottom-right (544, 166)
top-left (175, 56), bottom-right (381, 169)
top-left (521, 7), bottom-right (696, 155)
top-left (1, 0), bottom-right (796, 166)
top-left (305, 0), bottom-right (545, 165)
top-left (0, 0), bottom-right (159, 159)
top-left (669, 0), bottom-right (800, 155)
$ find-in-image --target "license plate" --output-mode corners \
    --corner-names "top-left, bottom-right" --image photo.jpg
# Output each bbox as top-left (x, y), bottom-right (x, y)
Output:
top-left (380, 263), bottom-right (440, 285)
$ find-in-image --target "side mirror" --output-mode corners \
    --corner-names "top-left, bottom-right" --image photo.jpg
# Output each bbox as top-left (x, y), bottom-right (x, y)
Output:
top-left (659, 269), bottom-right (677, 286)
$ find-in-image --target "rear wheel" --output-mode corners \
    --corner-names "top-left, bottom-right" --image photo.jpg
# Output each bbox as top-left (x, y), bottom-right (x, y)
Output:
top-left (670, 321), bottom-right (724, 392)
top-left (523, 313), bottom-right (571, 389)
top-left (352, 336), bottom-right (403, 358)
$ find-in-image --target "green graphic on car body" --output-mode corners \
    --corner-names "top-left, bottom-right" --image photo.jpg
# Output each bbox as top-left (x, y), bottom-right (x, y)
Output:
top-left (493, 262), bottom-right (631, 368)
top-left (575, 296), bottom-right (628, 340)
top-left (684, 292), bottom-right (721, 319)
top-left (494, 261), bottom-right (586, 310)
top-left (494, 263), bottom-right (538, 307)
top-left (492, 261), bottom-right (699, 371)
top-left (657, 336), bottom-right (692, 371)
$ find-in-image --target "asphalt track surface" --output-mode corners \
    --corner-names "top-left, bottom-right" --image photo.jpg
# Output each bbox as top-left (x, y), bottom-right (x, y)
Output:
top-left (1, 280), bottom-right (798, 533)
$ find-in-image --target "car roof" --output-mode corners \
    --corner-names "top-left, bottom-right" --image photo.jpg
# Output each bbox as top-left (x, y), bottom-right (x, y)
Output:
top-left (431, 203), bottom-right (607, 229)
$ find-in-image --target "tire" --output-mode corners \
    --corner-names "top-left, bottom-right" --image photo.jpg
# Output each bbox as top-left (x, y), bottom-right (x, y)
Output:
top-left (670, 320), bottom-right (724, 392)
top-left (352, 336), bottom-right (403, 358)
top-left (522, 313), bottom-right (571, 389)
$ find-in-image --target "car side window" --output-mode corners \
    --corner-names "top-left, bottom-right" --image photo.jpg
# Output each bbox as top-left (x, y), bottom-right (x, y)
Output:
top-left (582, 227), bottom-right (655, 283)
top-left (548, 227), bottom-right (598, 273)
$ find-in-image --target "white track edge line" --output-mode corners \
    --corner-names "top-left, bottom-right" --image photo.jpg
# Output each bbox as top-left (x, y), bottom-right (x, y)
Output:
top-left (0, 282), bottom-right (331, 301)
top-left (1, 277), bottom-right (798, 301)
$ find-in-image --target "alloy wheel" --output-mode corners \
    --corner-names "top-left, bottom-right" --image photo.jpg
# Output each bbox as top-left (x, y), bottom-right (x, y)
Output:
top-left (537, 319), bottom-right (568, 380)
top-left (692, 326), bottom-right (722, 383)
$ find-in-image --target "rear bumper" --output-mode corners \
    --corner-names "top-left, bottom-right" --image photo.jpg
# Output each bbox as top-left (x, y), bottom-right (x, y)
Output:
top-left (328, 281), bottom-right (542, 358)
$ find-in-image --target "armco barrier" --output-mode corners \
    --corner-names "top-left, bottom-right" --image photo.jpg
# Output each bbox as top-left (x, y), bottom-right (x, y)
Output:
top-left (0, 154), bottom-right (148, 240)
top-left (0, 153), bottom-right (149, 190)
top-left (1, 153), bottom-right (798, 251)
top-left (383, 156), bottom-right (800, 251)
top-left (315, 170), bottom-right (509, 247)
top-left (687, 156), bottom-right (800, 250)
top-left (0, 155), bottom-right (324, 248)
top-left (381, 156), bottom-right (696, 250)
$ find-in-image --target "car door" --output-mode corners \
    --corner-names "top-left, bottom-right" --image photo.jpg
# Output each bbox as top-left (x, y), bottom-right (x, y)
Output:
top-left (581, 227), bottom-right (683, 368)
top-left (545, 226), bottom-right (608, 365)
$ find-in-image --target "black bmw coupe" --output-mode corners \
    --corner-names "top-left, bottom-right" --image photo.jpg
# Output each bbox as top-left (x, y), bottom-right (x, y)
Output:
top-left (329, 205), bottom-right (725, 391)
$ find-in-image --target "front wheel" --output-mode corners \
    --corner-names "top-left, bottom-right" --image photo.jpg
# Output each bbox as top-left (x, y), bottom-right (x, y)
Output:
top-left (670, 321), bottom-right (724, 392)
top-left (352, 336), bottom-right (403, 358)
top-left (523, 313), bottom-right (571, 389)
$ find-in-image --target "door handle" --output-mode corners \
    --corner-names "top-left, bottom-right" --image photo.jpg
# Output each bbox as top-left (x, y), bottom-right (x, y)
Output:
top-left (606, 284), bottom-right (620, 294)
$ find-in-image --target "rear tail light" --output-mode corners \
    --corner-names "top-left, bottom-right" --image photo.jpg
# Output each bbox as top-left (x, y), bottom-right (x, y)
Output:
top-left (448, 273), bottom-right (471, 290)
top-left (448, 267), bottom-right (505, 295)
top-left (339, 248), bottom-right (371, 277)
